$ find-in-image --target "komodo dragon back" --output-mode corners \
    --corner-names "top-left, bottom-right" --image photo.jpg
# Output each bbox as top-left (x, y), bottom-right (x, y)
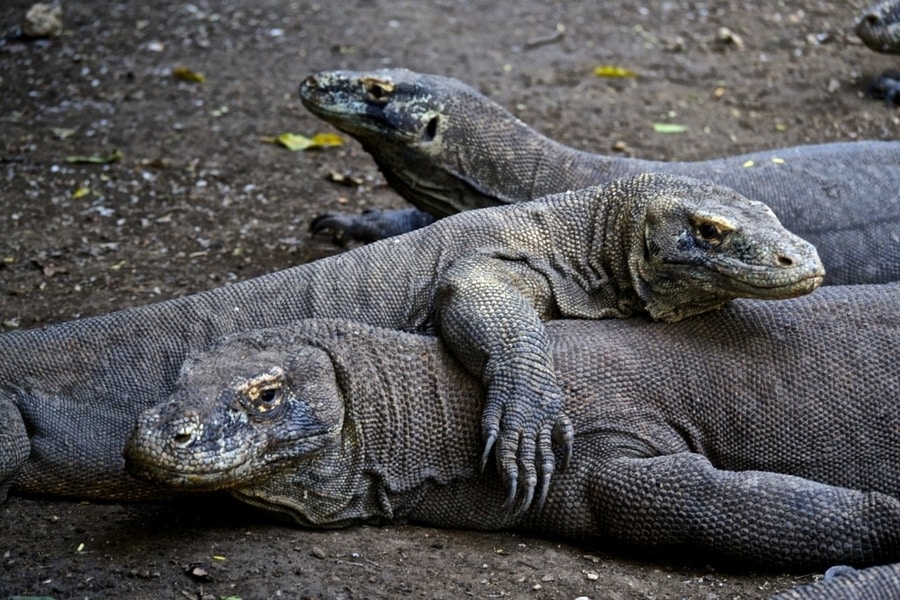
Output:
top-left (127, 283), bottom-right (900, 574)
top-left (300, 68), bottom-right (900, 285)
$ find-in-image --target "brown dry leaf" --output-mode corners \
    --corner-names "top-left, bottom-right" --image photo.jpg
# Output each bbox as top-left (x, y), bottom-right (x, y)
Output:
top-left (326, 171), bottom-right (363, 186)
top-left (269, 132), bottom-right (343, 151)
top-left (593, 65), bottom-right (638, 78)
top-left (65, 149), bottom-right (123, 164)
top-left (173, 66), bottom-right (206, 83)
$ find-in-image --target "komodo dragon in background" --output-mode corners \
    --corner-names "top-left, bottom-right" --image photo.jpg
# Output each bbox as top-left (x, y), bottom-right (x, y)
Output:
top-left (856, 0), bottom-right (900, 105)
top-left (125, 283), bottom-right (900, 574)
top-left (299, 68), bottom-right (900, 285)
top-left (0, 173), bottom-right (823, 512)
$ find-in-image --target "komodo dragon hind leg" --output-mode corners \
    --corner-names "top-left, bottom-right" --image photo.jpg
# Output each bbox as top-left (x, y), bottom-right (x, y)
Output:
top-left (0, 394), bottom-right (30, 502)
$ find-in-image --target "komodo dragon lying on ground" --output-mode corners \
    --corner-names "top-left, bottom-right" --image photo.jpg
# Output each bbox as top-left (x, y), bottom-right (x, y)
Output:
top-left (125, 283), bottom-right (900, 575)
top-left (299, 69), bottom-right (900, 284)
top-left (0, 173), bottom-right (822, 512)
top-left (856, 0), bottom-right (900, 105)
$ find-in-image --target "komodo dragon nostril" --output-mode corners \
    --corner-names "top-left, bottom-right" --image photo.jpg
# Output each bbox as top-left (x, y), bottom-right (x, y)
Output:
top-left (776, 254), bottom-right (794, 267)
top-left (171, 416), bottom-right (200, 447)
top-left (864, 13), bottom-right (883, 27)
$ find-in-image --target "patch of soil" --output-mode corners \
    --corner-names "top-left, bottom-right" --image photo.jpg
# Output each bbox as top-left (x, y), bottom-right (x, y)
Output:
top-left (0, 0), bottom-right (896, 598)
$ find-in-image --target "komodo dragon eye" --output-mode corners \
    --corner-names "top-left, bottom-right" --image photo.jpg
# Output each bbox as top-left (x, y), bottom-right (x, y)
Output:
top-left (240, 370), bottom-right (286, 414)
top-left (362, 78), bottom-right (395, 102)
top-left (253, 386), bottom-right (283, 412)
top-left (693, 220), bottom-right (731, 245)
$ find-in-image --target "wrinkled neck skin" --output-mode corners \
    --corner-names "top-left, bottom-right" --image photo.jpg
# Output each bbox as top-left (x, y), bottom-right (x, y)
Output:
top-left (532, 191), bottom-right (649, 321)
top-left (231, 335), bottom-right (484, 528)
top-left (431, 93), bottom-right (627, 205)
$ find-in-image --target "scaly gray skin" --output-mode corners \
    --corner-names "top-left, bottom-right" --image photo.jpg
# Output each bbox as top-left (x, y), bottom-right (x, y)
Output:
top-left (856, 0), bottom-right (900, 106)
top-left (125, 283), bottom-right (900, 572)
top-left (0, 173), bottom-right (822, 512)
top-left (299, 69), bottom-right (900, 284)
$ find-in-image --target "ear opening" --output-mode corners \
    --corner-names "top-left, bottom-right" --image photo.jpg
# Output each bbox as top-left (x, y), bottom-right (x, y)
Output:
top-left (422, 115), bottom-right (439, 141)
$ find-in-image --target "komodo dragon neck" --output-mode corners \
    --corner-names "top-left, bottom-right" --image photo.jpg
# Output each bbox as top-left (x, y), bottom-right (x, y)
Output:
top-left (224, 326), bottom-right (488, 528)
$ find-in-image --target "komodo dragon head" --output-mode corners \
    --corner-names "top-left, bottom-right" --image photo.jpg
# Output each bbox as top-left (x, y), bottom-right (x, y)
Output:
top-left (124, 328), bottom-right (345, 492)
top-left (608, 174), bottom-right (825, 321)
top-left (856, 0), bottom-right (900, 53)
top-left (299, 68), bottom-right (523, 216)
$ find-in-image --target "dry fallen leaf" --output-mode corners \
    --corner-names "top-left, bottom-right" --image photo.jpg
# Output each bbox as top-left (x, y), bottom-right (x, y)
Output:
top-left (593, 65), bottom-right (638, 78)
top-left (267, 132), bottom-right (343, 151)
top-left (326, 171), bottom-right (363, 186)
top-left (51, 127), bottom-right (77, 140)
top-left (173, 66), bottom-right (206, 83)
top-left (652, 123), bottom-right (688, 134)
top-left (65, 149), bottom-right (123, 164)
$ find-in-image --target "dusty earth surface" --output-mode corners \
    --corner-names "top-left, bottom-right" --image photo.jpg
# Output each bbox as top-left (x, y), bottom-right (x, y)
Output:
top-left (0, 0), bottom-right (897, 598)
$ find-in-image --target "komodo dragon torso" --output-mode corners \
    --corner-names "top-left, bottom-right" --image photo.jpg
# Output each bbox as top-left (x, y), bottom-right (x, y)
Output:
top-left (0, 173), bottom-right (822, 511)
top-left (125, 283), bottom-right (900, 576)
top-left (856, 0), bottom-right (900, 104)
top-left (299, 68), bottom-right (900, 285)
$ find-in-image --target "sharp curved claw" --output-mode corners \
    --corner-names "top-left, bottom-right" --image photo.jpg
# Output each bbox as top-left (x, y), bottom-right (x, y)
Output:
top-left (553, 416), bottom-right (575, 471)
top-left (480, 429), bottom-right (498, 472)
top-left (309, 213), bottom-right (351, 245)
top-left (502, 469), bottom-right (519, 511)
top-left (534, 468), bottom-right (552, 511)
top-left (514, 479), bottom-right (536, 518)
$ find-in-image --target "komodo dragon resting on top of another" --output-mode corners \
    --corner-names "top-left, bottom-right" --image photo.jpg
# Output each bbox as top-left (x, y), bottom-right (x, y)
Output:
top-left (125, 283), bottom-right (900, 574)
top-left (0, 173), bottom-right (823, 513)
top-left (299, 69), bottom-right (900, 284)
top-left (856, 0), bottom-right (900, 105)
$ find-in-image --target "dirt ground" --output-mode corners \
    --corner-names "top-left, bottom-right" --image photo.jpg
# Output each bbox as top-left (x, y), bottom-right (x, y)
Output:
top-left (0, 0), bottom-right (897, 598)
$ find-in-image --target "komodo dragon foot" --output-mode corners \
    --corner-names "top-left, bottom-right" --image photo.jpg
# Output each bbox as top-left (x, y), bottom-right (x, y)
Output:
top-left (311, 207), bottom-right (436, 245)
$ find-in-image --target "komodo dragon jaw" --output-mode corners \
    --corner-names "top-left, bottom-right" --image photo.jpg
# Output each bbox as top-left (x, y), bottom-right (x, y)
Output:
top-left (856, 0), bottom-right (900, 53)
top-left (125, 341), bottom-right (344, 490)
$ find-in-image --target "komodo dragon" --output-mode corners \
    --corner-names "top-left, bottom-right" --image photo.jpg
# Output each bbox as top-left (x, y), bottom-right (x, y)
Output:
top-left (0, 173), bottom-right (822, 512)
top-left (125, 283), bottom-right (900, 573)
top-left (856, 0), bottom-right (900, 105)
top-left (299, 68), bottom-right (900, 285)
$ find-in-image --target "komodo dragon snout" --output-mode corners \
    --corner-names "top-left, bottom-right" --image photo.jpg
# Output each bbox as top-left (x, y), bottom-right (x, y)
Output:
top-left (856, 0), bottom-right (900, 53)
top-left (125, 336), bottom-right (344, 490)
